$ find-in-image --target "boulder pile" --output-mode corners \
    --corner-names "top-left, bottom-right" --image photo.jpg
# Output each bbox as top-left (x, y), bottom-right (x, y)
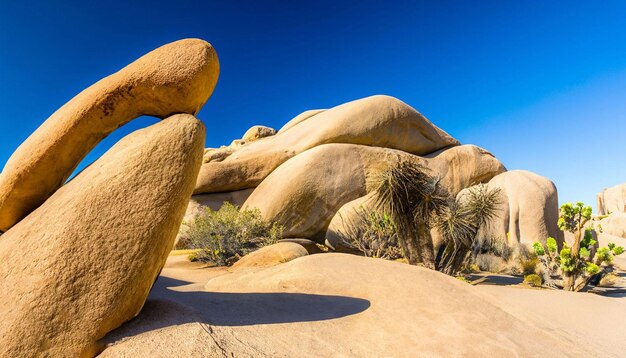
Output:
top-left (188, 94), bottom-right (563, 251)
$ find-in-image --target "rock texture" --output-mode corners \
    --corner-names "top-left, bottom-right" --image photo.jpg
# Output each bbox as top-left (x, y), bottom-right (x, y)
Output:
top-left (0, 38), bottom-right (219, 232)
top-left (277, 109), bottom-right (326, 133)
top-left (0, 115), bottom-right (205, 357)
top-left (474, 170), bottom-right (564, 246)
top-left (194, 95), bottom-right (459, 194)
top-left (597, 182), bottom-right (626, 215)
top-left (230, 242), bottom-right (309, 271)
top-left (599, 212), bottom-right (626, 238)
top-left (244, 144), bottom-right (504, 242)
top-left (241, 125), bottom-right (276, 142)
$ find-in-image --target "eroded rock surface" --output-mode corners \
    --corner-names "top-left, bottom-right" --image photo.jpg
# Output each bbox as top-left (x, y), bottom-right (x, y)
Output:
top-left (194, 95), bottom-right (459, 194)
top-left (0, 38), bottom-right (219, 232)
top-left (0, 115), bottom-right (205, 357)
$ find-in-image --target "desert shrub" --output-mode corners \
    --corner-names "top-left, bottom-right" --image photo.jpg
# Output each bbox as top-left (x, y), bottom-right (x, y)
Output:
top-left (519, 255), bottom-right (539, 276)
top-left (524, 274), bottom-right (543, 287)
top-left (337, 207), bottom-right (403, 260)
top-left (180, 202), bottom-right (283, 266)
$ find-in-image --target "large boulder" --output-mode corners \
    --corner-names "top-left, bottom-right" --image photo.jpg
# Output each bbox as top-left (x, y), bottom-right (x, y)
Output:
top-left (244, 144), bottom-right (504, 242)
top-left (230, 242), bottom-right (309, 271)
top-left (0, 115), bottom-right (205, 357)
top-left (194, 95), bottom-right (459, 194)
top-left (0, 38), bottom-right (219, 232)
top-left (473, 170), bottom-right (564, 247)
top-left (597, 183), bottom-right (626, 215)
top-left (325, 195), bottom-right (373, 250)
top-left (599, 212), bottom-right (626, 238)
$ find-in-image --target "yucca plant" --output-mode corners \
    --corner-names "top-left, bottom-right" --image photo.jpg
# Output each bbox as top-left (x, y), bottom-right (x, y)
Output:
top-left (436, 184), bottom-right (502, 275)
top-left (372, 160), bottom-right (448, 268)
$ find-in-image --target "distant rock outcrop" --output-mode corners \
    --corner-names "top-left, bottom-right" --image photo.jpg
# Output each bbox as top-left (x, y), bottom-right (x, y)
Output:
top-left (597, 182), bottom-right (626, 215)
top-left (0, 115), bottom-right (205, 357)
top-left (0, 38), bottom-right (219, 232)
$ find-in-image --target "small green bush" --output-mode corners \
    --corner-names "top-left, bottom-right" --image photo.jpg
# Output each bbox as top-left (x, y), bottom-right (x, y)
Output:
top-left (338, 207), bottom-right (403, 260)
top-left (524, 274), bottom-right (543, 287)
top-left (179, 202), bottom-right (283, 266)
top-left (519, 255), bottom-right (539, 275)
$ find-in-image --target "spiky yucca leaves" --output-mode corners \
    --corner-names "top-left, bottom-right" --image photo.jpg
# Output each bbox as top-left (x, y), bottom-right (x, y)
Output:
top-left (436, 184), bottom-right (501, 275)
top-left (372, 160), bottom-right (448, 268)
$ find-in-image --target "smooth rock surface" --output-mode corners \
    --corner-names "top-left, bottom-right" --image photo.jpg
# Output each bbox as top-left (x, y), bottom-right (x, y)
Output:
top-left (277, 109), bottom-right (326, 133)
top-left (597, 182), bottom-right (626, 215)
top-left (244, 143), bottom-right (504, 242)
top-left (194, 95), bottom-right (459, 194)
top-left (230, 242), bottom-right (309, 271)
top-left (599, 212), bottom-right (626, 238)
top-left (0, 38), bottom-right (219, 232)
top-left (100, 254), bottom-right (592, 357)
top-left (0, 115), bottom-right (205, 357)
top-left (475, 170), bottom-right (564, 246)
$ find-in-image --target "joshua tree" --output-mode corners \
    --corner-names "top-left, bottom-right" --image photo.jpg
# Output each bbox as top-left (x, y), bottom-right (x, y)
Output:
top-left (372, 160), bottom-right (448, 268)
top-left (436, 184), bottom-right (502, 275)
top-left (557, 202), bottom-right (592, 291)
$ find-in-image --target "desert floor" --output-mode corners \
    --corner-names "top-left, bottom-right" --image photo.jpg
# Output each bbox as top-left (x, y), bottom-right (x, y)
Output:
top-left (100, 234), bottom-right (626, 357)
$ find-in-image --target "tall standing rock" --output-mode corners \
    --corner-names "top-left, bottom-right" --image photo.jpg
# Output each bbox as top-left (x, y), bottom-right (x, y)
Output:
top-left (0, 115), bottom-right (205, 357)
top-left (472, 170), bottom-right (564, 246)
top-left (0, 38), bottom-right (219, 232)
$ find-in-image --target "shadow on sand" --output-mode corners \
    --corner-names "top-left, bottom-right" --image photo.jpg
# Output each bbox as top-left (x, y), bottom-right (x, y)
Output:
top-left (103, 275), bottom-right (371, 343)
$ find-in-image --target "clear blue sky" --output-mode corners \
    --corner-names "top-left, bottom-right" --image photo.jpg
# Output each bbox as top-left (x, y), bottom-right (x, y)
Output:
top-left (1, 1), bottom-right (625, 211)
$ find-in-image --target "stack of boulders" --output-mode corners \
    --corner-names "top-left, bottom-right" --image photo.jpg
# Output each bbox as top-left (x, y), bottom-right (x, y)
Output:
top-left (189, 95), bottom-right (564, 251)
top-left (0, 39), bottom-right (219, 356)
top-left (597, 183), bottom-right (626, 238)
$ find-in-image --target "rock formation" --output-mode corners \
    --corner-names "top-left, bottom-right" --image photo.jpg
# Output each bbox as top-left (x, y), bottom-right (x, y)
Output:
top-left (0, 115), bottom-right (205, 357)
top-left (194, 95), bottom-right (459, 194)
top-left (0, 38), bottom-right (219, 232)
top-left (597, 182), bottom-right (626, 215)
top-left (241, 143), bottom-right (503, 242)
top-left (468, 170), bottom-right (564, 246)
top-left (230, 242), bottom-right (309, 271)
top-left (242, 125), bottom-right (277, 142)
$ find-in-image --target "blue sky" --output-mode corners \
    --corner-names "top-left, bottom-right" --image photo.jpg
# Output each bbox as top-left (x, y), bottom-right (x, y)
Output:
top-left (1, 1), bottom-right (625, 210)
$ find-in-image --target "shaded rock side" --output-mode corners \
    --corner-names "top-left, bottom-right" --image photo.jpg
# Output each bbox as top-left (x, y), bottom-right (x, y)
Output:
top-left (0, 115), bottom-right (205, 357)
top-left (0, 38), bottom-right (219, 232)
top-left (244, 144), bottom-right (504, 242)
top-left (195, 95), bottom-right (459, 194)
